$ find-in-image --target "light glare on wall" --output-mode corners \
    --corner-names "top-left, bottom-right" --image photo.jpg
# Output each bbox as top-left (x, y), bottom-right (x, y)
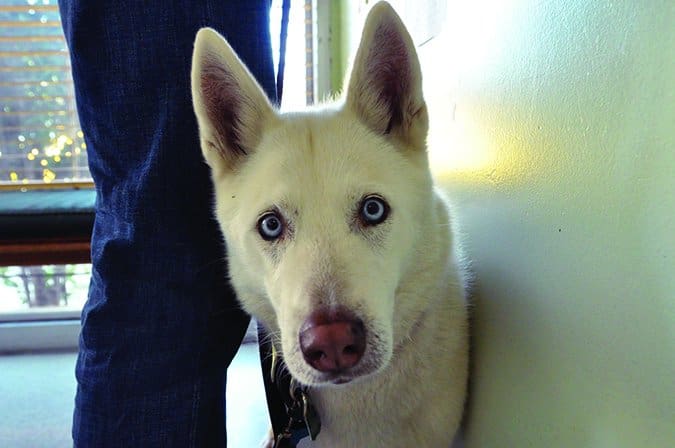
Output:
top-left (419, 0), bottom-right (522, 181)
top-left (428, 114), bottom-right (494, 176)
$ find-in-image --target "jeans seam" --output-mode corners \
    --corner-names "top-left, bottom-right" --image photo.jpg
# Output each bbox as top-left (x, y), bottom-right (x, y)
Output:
top-left (189, 379), bottom-right (201, 448)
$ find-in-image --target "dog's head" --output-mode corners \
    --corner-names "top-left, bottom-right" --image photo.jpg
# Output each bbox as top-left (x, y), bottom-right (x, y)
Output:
top-left (192, 2), bottom-right (438, 386)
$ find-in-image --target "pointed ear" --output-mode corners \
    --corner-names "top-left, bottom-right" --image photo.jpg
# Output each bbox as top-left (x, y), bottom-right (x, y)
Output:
top-left (345, 2), bottom-right (427, 150)
top-left (191, 28), bottom-right (276, 173)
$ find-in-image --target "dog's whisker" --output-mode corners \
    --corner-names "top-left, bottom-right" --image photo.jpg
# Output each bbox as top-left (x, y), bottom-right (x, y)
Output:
top-left (257, 329), bottom-right (281, 347)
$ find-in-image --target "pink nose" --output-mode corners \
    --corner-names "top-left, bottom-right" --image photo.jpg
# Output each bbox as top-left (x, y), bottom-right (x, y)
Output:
top-left (299, 307), bottom-right (366, 373)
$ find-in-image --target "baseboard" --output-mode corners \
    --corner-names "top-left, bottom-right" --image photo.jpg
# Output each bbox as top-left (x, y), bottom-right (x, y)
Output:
top-left (0, 317), bottom-right (259, 354)
top-left (0, 320), bottom-right (80, 353)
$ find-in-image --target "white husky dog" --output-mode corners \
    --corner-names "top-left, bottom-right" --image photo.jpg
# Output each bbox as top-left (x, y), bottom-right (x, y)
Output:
top-left (191, 2), bottom-right (468, 446)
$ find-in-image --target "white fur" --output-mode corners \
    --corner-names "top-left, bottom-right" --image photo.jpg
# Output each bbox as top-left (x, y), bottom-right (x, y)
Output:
top-left (191, 2), bottom-right (468, 446)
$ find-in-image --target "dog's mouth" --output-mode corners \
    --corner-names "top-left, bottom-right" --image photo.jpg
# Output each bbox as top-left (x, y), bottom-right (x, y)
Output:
top-left (306, 359), bottom-right (380, 386)
top-left (301, 360), bottom-right (379, 387)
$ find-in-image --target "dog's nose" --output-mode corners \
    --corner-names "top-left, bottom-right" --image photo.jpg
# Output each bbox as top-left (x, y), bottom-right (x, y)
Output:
top-left (299, 307), bottom-right (366, 373)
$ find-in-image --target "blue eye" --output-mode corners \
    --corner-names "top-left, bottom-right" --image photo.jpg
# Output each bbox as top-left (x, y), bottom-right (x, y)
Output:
top-left (258, 212), bottom-right (283, 240)
top-left (360, 196), bottom-right (389, 225)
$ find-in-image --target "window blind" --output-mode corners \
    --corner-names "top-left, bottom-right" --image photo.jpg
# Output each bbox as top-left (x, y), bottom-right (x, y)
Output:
top-left (0, 0), bottom-right (89, 185)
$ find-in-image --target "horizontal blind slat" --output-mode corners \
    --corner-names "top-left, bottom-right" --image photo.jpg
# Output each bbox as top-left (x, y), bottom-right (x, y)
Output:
top-left (0, 36), bottom-right (65, 42)
top-left (0, 50), bottom-right (68, 56)
top-left (0, 6), bottom-right (60, 12)
top-left (0, 65), bottom-right (71, 71)
top-left (0, 21), bottom-right (62, 28)
top-left (0, 94), bottom-right (75, 101)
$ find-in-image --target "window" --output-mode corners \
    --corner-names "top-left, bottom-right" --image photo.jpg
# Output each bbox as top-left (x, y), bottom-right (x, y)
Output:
top-left (0, 0), bottom-right (92, 352)
top-left (0, 0), bottom-right (89, 186)
top-left (1, 0), bottom-right (316, 186)
top-left (271, 0), bottom-right (314, 110)
top-left (0, 264), bottom-right (89, 313)
top-left (0, 0), bottom-right (320, 351)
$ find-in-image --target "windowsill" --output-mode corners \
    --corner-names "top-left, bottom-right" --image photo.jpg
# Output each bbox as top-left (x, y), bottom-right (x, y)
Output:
top-left (0, 188), bottom-right (95, 240)
top-left (0, 181), bottom-right (95, 192)
top-left (0, 188), bottom-right (95, 266)
top-left (0, 308), bottom-right (81, 323)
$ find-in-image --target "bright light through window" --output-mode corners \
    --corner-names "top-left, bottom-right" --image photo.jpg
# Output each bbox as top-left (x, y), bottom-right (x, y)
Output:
top-left (270, 0), bottom-right (310, 111)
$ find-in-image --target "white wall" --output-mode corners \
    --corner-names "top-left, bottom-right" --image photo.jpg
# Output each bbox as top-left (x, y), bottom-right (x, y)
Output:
top-left (344, 1), bottom-right (674, 446)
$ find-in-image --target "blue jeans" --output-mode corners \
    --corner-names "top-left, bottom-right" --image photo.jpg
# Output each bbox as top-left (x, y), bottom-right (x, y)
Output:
top-left (59, 1), bottom-right (276, 446)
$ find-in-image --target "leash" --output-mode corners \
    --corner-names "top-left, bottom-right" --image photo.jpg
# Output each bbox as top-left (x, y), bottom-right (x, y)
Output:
top-left (275, 0), bottom-right (291, 106)
top-left (258, 324), bottom-right (321, 448)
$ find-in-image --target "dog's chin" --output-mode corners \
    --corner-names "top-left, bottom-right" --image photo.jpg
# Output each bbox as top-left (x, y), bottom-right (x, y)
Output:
top-left (295, 368), bottom-right (375, 388)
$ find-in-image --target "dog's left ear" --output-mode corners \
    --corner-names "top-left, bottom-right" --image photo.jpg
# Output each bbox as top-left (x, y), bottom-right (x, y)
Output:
top-left (346, 2), bottom-right (427, 150)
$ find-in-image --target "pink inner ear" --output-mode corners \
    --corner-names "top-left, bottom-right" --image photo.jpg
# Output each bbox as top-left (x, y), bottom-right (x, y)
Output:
top-left (200, 64), bottom-right (247, 158)
top-left (367, 23), bottom-right (411, 133)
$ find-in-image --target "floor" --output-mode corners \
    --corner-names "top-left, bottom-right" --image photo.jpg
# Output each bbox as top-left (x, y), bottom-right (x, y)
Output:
top-left (0, 343), bottom-right (269, 448)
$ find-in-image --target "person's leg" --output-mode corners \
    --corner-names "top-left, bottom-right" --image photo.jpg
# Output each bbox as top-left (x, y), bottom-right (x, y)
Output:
top-left (59, 1), bottom-right (276, 446)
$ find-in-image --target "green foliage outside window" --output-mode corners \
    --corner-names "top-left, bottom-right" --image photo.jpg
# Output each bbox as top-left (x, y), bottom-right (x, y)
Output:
top-left (0, 264), bottom-right (90, 310)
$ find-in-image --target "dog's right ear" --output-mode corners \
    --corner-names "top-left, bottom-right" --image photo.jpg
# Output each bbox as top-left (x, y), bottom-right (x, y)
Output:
top-left (345, 2), bottom-right (427, 151)
top-left (191, 28), bottom-right (276, 174)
